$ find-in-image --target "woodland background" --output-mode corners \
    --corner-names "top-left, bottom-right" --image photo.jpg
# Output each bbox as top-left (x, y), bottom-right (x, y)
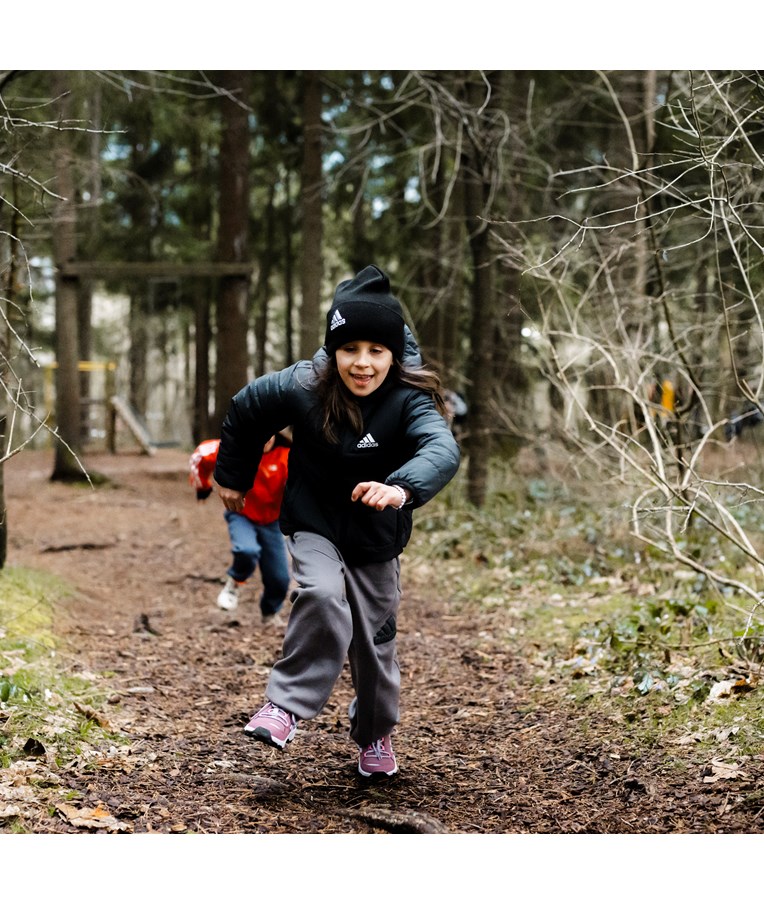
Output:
top-left (3, 68), bottom-right (764, 672)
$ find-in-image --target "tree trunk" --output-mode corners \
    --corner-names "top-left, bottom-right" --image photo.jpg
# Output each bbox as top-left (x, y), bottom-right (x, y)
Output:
top-left (213, 71), bottom-right (251, 433)
top-left (462, 73), bottom-right (502, 507)
top-left (188, 126), bottom-right (213, 440)
top-left (283, 168), bottom-right (296, 367)
top-left (193, 282), bottom-right (212, 444)
top-left (0, 208), bottom-right (12, 567)
top-left (254, 181), bottom-right (276, 376)
top-left (299, 70), bottom-right (324, 361)
top-left (78, 81), bottom-right (100, 445)
top-left (51, 71), bottom-right (83, 483)
top-left (464, 212), bottom-right (494, 507)
top-left (123, 94), bottom-right (154, 421)
top-left (443, 179), bottom-right (466, 374)
top-left (416, 164), bottom-right (465, 381)
top-left (347, 174), bottom-right (372, 275)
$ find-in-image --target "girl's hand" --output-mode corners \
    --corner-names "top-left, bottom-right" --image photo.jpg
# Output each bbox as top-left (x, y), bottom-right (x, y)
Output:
top-left (216, 485), bottom-right (245, 513)
top-left (351, 481), bottom-right (409, 511)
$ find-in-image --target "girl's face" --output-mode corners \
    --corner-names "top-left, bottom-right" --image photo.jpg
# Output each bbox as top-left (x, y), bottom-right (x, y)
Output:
top-left (335, 340), bottom-right (393, 397)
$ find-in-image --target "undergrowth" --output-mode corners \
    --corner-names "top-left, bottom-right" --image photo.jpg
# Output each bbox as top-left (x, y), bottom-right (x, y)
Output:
top-left (407, 453), bottom-right (764, 758)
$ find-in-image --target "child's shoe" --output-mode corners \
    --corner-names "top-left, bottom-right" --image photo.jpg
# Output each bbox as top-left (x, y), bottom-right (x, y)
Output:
top-left (244, 702), bottom-right (297, 749)
top-left (262, 610), bottom-right (286, 628)
top-left (217, 577), bottom-right (241, 612)
top-left (358, 735), bottom-right (398, 777)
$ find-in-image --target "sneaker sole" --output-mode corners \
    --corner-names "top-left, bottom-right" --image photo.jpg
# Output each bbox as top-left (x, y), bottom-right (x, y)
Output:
top-left (358, 763), bottom-right (398, 778)
top-left (244, 725), bottom-right (296, 750)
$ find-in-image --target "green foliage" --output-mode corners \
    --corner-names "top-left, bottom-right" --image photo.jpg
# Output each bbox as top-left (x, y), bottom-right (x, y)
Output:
top-left (411, 456), bottom-right (764, 758)
top-left (571, 593), bottom-right (721, 692)
top-left (410, 457), bottom-right (640, 596)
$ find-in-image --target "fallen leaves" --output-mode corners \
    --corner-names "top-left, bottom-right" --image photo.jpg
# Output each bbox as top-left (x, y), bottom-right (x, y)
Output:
top-left (708, 676), bottom-right (757, 702)
top-left (675, 724), bottom-right (742, 745)
top-left (702, 759), bottom-right (748, 783)
top-left (56, 801), bottom-right (131, 832)
top-left (0, 760), bottom-right (65, 825)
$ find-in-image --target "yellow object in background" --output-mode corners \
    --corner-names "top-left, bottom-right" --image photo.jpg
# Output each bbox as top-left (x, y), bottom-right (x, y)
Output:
top-left (660, 379), bottom-right (675, 416)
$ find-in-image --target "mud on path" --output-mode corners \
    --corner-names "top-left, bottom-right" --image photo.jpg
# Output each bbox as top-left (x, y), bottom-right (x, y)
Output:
top-left (4, 449), bottom-right (764, 834)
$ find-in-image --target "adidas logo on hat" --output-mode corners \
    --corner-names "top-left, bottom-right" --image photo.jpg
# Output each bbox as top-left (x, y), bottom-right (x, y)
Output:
top-left (330, 309), bottom-right (346, 331)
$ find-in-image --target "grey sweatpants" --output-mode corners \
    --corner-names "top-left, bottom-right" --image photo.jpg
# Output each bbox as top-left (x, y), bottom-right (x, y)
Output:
top-left (266, 531), bottom-right (401, 747)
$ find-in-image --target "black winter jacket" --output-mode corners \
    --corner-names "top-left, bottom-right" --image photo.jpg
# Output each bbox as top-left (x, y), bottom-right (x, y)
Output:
top-left (214, 340), bottom-right (460, 564)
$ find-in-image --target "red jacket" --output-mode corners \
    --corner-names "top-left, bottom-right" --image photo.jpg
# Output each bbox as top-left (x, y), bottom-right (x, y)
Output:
top-left (189, 439), bottom-right (289, 525)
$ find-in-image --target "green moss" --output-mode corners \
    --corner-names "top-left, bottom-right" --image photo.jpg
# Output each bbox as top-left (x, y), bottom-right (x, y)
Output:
top-left (0, 567), bottom-right (119, 773)
top-left (0, 567), bottom-right (65, 649)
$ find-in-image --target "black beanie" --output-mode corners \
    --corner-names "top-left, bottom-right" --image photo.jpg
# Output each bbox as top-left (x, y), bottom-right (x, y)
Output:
top-left (324, 265), bottom-right (405, 360)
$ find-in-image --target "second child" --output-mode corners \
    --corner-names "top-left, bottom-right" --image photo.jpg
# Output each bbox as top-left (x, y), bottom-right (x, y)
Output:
top-left (189, 434), bottom-right (290, 621)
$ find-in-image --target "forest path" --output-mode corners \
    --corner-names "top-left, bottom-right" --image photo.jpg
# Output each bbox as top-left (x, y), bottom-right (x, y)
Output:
top-left (4, 449), bottom-right (760, 834)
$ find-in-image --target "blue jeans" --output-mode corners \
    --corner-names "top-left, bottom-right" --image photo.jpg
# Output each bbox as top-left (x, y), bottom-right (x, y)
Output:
top-left (224, 513), bottom-right (290, 617)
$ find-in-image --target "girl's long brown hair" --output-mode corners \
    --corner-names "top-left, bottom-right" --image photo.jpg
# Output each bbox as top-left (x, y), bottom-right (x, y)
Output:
top-left (315, 356), bottom-right (448, 445)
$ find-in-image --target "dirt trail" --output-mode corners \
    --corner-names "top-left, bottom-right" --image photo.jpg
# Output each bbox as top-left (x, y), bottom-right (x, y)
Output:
top-left (4, 449), bottom-right (762, 834)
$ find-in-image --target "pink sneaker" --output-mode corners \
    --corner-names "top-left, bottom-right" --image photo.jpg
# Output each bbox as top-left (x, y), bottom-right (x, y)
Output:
top-left (244, 702), bottom-right (297, 749)
top-left (358, 736), bottom-right (398, 777)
